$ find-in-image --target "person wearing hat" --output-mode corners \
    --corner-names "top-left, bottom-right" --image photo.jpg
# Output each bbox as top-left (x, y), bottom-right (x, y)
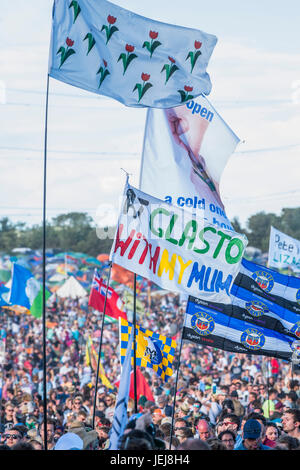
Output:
top-left (230, 390), bottom-right (244, 417)
top-left (177, 403), bottom-right (190, 420)
top-left (67, 420), bottom-right (99, 450)
top-left (234, 419), bottom-right (273, 450)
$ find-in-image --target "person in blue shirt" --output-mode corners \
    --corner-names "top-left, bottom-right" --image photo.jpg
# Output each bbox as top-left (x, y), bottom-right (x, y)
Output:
top-left (235, 419), bottom-right (273, 450)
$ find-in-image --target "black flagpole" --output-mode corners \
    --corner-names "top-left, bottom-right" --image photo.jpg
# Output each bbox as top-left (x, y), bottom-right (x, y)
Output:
top-left (92, 262), bottom-right (112, 429)
top-left (42, 73), bottom-right (50, 451)
top-left (133, 273), bottom-right (138, 413)
top-left (169, 320), bottom-right (185, 449)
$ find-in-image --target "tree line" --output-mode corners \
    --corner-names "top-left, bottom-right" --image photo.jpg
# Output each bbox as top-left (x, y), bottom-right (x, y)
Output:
top-left (1, 207), bottom-right (300, 256)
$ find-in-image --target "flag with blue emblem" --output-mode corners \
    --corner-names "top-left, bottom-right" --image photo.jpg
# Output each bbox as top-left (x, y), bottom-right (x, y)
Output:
top-left (119, 317), bottom-right (176, 382)
top-left (108, 325), bottom-right (134, 450)
top-left (184, 257), bottom-right (300, 344)
top-left (49, 0), bottom-right (217, 108)
top-left (231, 258), bottom-right (300, 340)
top-left (9, 263), bottom-right (51, 318)
top-left (183, 294), bottom-right (299, 361)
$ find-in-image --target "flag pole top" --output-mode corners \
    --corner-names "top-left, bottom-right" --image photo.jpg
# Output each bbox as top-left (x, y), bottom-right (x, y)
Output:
top-left (120, 168), bottom-right (132, 185)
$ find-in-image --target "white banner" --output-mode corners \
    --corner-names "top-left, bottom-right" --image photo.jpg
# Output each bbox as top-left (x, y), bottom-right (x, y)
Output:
top-left (139, 95), bottom-right (239, 230)
top-left (110, 183), bottom-right (248, 304)
top-left (268, 226), bottom-right (300, 272)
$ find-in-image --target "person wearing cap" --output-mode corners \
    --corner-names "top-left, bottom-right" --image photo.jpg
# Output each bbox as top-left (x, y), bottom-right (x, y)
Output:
top-left (234, 419), bottom-right (273, 450)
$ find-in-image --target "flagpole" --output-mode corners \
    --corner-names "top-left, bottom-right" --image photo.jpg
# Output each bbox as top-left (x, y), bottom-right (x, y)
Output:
top-left (133, 273), bottom-right (138, 413)
top-left (92, 261), bottom-right (112, 429)
top-left (42, 73), bottom-right (50, 451)
top-left (169, 326), bottom-right (184, 450)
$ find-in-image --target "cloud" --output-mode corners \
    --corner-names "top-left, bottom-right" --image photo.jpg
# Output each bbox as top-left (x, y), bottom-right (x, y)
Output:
top-left (1, 3), bottom-right (300, 228)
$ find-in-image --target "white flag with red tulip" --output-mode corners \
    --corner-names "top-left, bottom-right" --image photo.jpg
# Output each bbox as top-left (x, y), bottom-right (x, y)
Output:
top-left (48, 0), bottom-right (217, 108)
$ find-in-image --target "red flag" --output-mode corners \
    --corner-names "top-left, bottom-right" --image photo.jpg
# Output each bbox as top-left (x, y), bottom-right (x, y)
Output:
top-left (88, 270), bottom-right (127, 320)
top-left (115, 367), bottom-right (154, 403)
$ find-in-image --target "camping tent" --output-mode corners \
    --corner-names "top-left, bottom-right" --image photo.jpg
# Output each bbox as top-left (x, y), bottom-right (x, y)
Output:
top-left (56, 276), bottom-right (87, 299)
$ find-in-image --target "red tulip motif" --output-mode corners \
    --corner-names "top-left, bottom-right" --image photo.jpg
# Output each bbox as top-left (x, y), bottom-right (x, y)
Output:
top-left (118, 44), bottom-right (138, 75)
top-left (186, 40), bottom-right (203, 73)
top-left (125, 44), bottom-right (135, 53)
top-left (141, 73), bottom-right (150, 82)
top-left (133, 73), bottom-right (153, 102)
top-left (143, 30), bottom-right (161, 58)
top-left (161, 56), bottom-right (179, 84)
top-left (149, 31), bottom-right (158, 39)
top-left (101, 15), bottom-right (119, 44)
top-left (107, 15), bottom-right (117, 24)
top-left (66, 37), bottom-right (74, 47)
top-left (178, 85), bottom-right (194, 103)
top-left (57, 37), bottom-right (75, 69)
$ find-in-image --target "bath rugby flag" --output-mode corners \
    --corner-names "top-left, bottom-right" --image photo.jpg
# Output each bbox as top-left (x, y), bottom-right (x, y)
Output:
top-left (119, 317), bottom-right (177, 382)
top-left (183, 295), bottom-right (300, 361)
top-left (88, 269), bottom-right (127, 320)
top-left (49, 0), bottom-right (217, 108)
top-left (231, 258), bottom-right (300, 339)
top-left (190, 258), bottom-right (300, 341)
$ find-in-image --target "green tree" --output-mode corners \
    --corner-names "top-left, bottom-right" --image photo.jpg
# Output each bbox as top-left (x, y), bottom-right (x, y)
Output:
top-left (246, 212), bottom-right (281, 252)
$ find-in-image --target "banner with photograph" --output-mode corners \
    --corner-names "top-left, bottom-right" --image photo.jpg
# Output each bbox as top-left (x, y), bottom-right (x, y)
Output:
top-left (140, 94), bottom-right (240, 229)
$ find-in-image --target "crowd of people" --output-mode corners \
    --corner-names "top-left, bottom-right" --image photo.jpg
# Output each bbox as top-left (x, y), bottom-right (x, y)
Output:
top-left (0, 290), bottom-right (299, 451)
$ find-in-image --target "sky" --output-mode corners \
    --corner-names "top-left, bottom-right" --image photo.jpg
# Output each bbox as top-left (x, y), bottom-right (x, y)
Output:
top-left (1, 0), bottom-right (300, 232)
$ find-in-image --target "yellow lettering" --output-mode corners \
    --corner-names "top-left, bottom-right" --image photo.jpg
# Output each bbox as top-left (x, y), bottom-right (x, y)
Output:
top-left (177, 255), bottom-right (192, 284)
top-left (157, 249), bottom-right (176, 281)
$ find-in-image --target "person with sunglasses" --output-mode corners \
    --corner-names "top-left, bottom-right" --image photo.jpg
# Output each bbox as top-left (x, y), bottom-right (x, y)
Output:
top-left (2, 427), bottom-right (22, 448)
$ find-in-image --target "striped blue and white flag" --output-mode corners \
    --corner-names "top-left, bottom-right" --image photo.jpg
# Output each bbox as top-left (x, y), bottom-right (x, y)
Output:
top-left (108, 324), bottom-right (134, 450)
top-left (188, 258), bottom-right (300, 342)
top-left (183, 295), bottom-right (299, 361)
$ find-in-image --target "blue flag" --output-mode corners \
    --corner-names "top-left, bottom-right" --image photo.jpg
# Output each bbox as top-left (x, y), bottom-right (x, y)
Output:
top-left (49, 0), bottom-right (217, 108)
top-left (108, 325), bottom-right (134, 450)
top-left (184, 295), bottom-right (298, 361)
top-left (9, 264), bottom-right (51, 317)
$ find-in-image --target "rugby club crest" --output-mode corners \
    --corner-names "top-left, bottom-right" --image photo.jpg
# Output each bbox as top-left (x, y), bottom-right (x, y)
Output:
top-left (290, 321), bottom-right (300, 339)
top-left (191, 311), bottom-right (215, 336)
top-left (252, 270), bottom-right (274, 293)
top-left (241, 328), bottom-right (265, 350)
top-left (245, 300), bottom-right (269, 317)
